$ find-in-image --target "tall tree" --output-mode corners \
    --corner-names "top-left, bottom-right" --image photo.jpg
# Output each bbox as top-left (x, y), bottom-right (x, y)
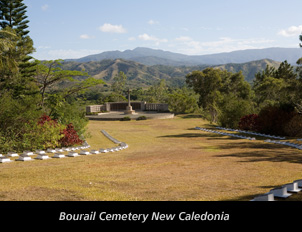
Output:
top-left (253, 61), bottom-right (298, 108)
top-left (0, 0), bottom-right (36, 96)
top-left (0, 27), bottom-right (17, 73)
top-left (186, 68), bottom-right (253, 124)
top-left (186, 68), bottom-right (223, 122)
top-left (111, 71), bottom-right (127, 102)
top-left (34, 59), bottom-right (105, 113)
top-left (111, 71), bottom-right (127, 94)
top-left (0, 0), bottom-right (30, 37)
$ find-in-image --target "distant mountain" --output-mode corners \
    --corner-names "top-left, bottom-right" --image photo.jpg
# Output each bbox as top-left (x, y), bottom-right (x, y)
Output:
top-left (214, 59), bottom-right (281, 83)
top-left (62, 58), bottom-right (281, 87)
top-left (194, 47), bottom-right (302, 65)
top-left (66, 47), bottom-right (302, 66)
top-left (62, 59), bottom-right (175, 88)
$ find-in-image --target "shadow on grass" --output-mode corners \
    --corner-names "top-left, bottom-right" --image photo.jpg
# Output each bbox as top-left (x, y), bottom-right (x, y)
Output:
top-left (159, 133), bottom-right (225, 139)
top-left (159, 128), bottom-right (302, 165)
top-left (178, 114), bottom-right (205, 119)
top-left (214, 149), bottom-right (302, 164)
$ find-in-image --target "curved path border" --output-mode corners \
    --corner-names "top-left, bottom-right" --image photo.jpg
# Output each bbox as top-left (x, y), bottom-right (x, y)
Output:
top-left (0, 130), bottom-right (128, 163)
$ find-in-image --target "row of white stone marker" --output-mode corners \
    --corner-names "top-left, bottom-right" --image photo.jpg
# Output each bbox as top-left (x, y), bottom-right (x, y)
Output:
top-left (0, 130), bottom-right (128, 163)
top-left (200, 126), bottom-right (302, 151)
top-left (215, 126), bottom-right (286, 140)
top-left (251, 180), bottom-right (302, 201)
top-left (195, 127), bottom-right (256, 140)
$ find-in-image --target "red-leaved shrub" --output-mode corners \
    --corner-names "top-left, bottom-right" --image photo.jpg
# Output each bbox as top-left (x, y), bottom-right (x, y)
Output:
top-left (238, 114), bottom-right (259, 131)
top-left (59, 123), bottom-right (83, 147)
top-left (38, 114), bottom-right (58, 126)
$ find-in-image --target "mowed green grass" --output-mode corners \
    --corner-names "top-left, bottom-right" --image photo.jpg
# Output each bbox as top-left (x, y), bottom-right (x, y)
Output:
top-left (1, 115), bottom-right (302, 201)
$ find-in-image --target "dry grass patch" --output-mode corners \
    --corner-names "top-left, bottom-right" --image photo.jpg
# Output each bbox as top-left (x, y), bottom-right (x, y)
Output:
top-left (1, 115), bottom-right (302, 201)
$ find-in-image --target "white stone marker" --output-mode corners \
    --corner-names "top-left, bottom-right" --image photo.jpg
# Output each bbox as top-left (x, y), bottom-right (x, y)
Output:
top-left (47, 148), bottom-right (56, 153)
top-left (7, 152), bottom-right (19, 157)
top-left (52, 153), bottom-right (65, 158)
top-left (16, 154), bottom-right (32, 161)
top-left (55, 148), bottom-right (63, 152)
top-left (99, 149), bottom-right (108, 153)
top-left (251, 193), bottom-right (275, 201)
top-left (284, 183), bottom-right (302, 193)
top-left (269, 186), bottom-right (292, 198)
top-left (36, 154), bottom-right (50, 160)
top-left (79, 150), bottom-right (90, 155)
top-left (23, 151), bottom-right (34, 156)
top-left (294, 179), bottom-right (302, 188)
top-left (36, 150), bottom-right (46, 155)
top-left (90, 150), bottom-right (99, 154)
top-left (0, 156), bottom-right (12, 163)
top-left (67, 152), bottom-right (79, 157)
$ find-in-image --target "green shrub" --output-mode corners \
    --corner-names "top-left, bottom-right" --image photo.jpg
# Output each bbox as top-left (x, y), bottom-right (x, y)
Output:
top-left (51, 102), bottom-right (89, 139)
top-left (218, 97), bottom-right (253, 129)
top-left (22, 119), bottom-right (65, 151)
top-left (120, 116), bottom-right (131, 121)
top-left (136, 116), bottom-right (147, 121)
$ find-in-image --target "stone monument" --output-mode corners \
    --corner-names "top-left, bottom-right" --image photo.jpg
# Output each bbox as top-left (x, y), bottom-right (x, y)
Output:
top-left (124, 89), bottom-right (136, 115)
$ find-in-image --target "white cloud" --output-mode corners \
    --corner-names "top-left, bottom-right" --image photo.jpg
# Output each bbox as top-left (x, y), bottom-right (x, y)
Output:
top-left (99, 23), bottom-right (127, 33)
top-left (41, 4), bottom-right (49, 11)
top-left (138, 33), bottom-right (168, 45)
top-left (278, 25), bottom-right (302, 37)
top-left (128, 37), bottom-right (136, 41)
top-left (175, 36), bottom-right (193, 42)
top-left (45, 49), bottom-right (103, 60)
top-left (148, 20), bottom-right (159, 25)
top-left (174, 36), bottom-right (275, 55)
top-left (37, 45), bottom-right (51, 49)
top-left (80, 34), bottom-right (94, 39)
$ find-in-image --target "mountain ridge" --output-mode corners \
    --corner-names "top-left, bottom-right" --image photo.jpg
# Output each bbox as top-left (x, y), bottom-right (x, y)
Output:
top-left (62, 58), bottom-right (281, 87)
top-left (65, 47), bottom-right (302, 66)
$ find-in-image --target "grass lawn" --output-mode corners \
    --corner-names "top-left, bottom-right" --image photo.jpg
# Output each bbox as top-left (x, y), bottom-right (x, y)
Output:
top-left (1, 114), bottom-right (302, 201)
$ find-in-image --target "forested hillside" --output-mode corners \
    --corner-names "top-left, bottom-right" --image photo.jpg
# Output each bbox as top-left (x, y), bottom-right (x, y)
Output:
top-left (62, 58), bottom-right (281, 87)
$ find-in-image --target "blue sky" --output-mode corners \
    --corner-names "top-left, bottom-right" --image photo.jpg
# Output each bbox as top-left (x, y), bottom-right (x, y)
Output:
top-left (24, 0), bottom-right (302, 60)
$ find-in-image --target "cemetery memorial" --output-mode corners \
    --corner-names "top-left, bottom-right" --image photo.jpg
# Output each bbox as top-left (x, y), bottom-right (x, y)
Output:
top-left (86, 90), bottom-right (174, 121)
